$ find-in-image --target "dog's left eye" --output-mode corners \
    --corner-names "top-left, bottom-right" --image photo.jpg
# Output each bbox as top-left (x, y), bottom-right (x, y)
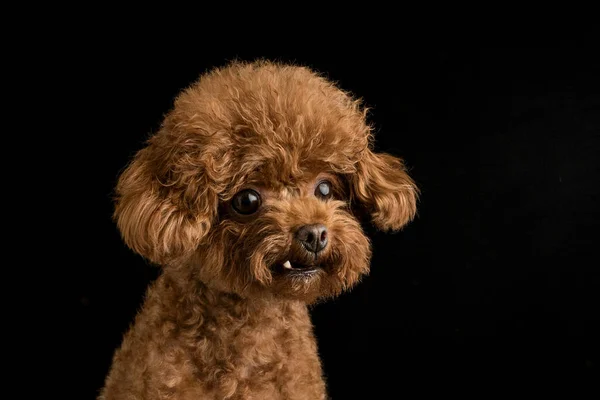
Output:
top-left (315, 181), bottom-right (332, 199)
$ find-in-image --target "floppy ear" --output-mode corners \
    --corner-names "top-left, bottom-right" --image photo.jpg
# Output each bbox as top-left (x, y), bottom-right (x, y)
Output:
top-left (351, 150), bottom-right (418, 231)
top-left (114, 135), bottom-right (218, 265)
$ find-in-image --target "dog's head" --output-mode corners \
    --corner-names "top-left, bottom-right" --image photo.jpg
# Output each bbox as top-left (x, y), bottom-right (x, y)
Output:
top-left (114, 61), bottom-right (417, 302)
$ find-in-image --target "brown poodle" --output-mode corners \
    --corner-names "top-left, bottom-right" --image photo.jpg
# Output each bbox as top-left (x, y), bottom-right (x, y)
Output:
top-left (99, 60), bottom-right (418, 400)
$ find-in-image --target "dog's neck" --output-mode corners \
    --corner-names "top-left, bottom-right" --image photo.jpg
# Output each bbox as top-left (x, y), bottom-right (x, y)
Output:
top-left (151, 269), bottom-right (304, 331)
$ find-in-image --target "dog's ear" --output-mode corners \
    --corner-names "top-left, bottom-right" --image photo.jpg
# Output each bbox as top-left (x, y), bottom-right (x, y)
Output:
top-left (350, 149), bottom-right (418, 231)
top-left (113, 132), bottom-right (219, 265)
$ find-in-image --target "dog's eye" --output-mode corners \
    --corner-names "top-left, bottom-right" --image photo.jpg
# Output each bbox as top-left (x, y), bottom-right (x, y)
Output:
top-left (232, 189), bottom-right (262, 215)
top-left (315, 181), bottom-right (332, 199)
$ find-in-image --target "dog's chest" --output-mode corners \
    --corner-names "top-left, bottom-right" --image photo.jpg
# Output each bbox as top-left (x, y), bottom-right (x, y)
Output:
top-left (187, 301), bottom-right (326, 399)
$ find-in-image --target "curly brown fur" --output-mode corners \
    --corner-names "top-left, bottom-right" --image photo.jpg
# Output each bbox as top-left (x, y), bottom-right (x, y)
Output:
top-left (100, 60), bottom-right (418, 399)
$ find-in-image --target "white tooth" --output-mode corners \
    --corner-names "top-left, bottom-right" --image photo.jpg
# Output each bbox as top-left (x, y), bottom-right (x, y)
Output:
top-left (283, 260), bottom-right (292, 269)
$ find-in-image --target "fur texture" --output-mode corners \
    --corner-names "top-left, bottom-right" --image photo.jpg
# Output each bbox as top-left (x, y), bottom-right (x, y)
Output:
top-left (100, 60), bottom-right (418, 399)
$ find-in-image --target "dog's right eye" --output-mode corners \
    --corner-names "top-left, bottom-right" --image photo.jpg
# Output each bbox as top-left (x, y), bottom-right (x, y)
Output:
top-left (231, 189), bottom-right (262, 215)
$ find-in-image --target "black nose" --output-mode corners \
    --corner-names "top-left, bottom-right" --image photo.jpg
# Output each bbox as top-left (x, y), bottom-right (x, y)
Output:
top-left (296, 224), bottom-right (328, 253)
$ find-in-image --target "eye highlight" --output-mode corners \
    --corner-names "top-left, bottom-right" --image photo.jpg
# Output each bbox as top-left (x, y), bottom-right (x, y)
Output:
top-left (232, 189), bottom-right (261, 215)
top-left (315, 181), bottom-right (332, 199)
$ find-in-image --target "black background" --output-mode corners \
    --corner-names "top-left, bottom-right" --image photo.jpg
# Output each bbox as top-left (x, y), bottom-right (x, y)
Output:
top-left (55, 37), bottom-right (600, 398)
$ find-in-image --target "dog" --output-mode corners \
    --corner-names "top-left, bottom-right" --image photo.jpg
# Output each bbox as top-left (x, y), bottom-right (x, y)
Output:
top-left (99, 60), bottom-right (417, 399)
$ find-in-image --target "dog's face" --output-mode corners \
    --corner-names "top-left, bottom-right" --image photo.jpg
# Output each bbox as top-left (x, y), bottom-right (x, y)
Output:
top-left (195, 168), bottom-right (371, 302)
top-left (114, 61), bottom-right (417, 303)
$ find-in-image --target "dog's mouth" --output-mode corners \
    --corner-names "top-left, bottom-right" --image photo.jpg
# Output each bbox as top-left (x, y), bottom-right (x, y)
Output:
top-left (274, 259), bottom-right (322, 277)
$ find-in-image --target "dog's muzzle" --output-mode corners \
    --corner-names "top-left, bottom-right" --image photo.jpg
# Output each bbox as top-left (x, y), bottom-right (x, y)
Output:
top-left (274, 224), bottom-right (330, 277)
